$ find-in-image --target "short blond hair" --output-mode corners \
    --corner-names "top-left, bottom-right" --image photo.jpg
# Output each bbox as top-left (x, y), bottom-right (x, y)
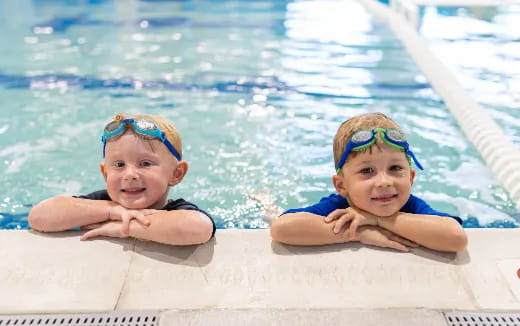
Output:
top-left (333, 112), bottom-right (401, 169)
top-left (110, 113), bottom-right (182, 158)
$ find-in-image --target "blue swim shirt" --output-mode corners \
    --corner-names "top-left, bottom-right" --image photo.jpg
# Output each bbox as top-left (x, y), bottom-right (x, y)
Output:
top-left (282, 193), bottom-right (462, 224)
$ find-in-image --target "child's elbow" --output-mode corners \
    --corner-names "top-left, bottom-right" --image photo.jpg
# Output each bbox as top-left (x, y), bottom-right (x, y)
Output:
top-left (449, 230), bottom-right (468, 252)
top-left (28, 204), bottom-right (47, 231)
top-left (270, 217), bottom-right (291, 243)
top-left (198, 220), bottom-right (214, 244)
top-left (189, 215), bottom-right (214, 244)
top-left (28, 197), bottom-right (66, 232)
top-left (442, 226), bottom-right (468, 252)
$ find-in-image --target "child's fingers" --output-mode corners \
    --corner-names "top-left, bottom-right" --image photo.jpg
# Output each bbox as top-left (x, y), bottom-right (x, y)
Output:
top-left (391, 235), bottom-right (418, 247)
top-left (121, 218), bottom-right (131, 236)
top-left (333, 214), bottom-right (351, 234)
top-left (80, 223), bottom-right (104, 230)
top-left (385, 240), bottom-right (410, 252)
top-left (392, 237), bottom-right (419, 248)
top-left (324, 209), bottom-right (346, 223)
top-left (132, 212), bottom-right (151, 226)
top-left (348, 219), bottom-right (360, 240)
top-left (122, 211), bottom-right (150, 228)
top-left (80, 229), bottom-right (101, 241)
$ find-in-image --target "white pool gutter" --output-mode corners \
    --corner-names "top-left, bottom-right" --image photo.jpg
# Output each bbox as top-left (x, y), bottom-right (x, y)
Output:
top-left (1, 229), bottom-right (520, 325)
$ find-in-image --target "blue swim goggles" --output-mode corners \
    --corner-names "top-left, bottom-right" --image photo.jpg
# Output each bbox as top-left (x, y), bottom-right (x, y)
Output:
top-left (336, 127), bottom-right (423, 174)
top-left (101, 119), bottom-right (182, 161)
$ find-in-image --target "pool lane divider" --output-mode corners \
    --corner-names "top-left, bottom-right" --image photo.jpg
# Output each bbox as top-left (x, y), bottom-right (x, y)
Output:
top-left (358, 0), bottom-right (520, 210)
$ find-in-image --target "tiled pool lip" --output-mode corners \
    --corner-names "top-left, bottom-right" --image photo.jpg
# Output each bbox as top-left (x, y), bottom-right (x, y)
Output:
top-left (1, 229), bottom-right (519, 316)
top-left (360, 0), bottom-right (520, 210)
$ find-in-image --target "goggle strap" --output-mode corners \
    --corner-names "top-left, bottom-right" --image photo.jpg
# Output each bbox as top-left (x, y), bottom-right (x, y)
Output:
top-left (381, 131), bottom-right (424, 170)
top-left (406, 150), bottom-right (424, 170)
top-left (336, 128), bottom-right (425, 172)
top-left (101, 119), bottom-right (182, 161)
top-left (163, 139), bottom-right (182, 161)
top-left (381, 137), bottom-right (403, 151)
top-left (353, 138), bottom-right (376, 152)
top-left (337, 131), bottom-right (377, 172)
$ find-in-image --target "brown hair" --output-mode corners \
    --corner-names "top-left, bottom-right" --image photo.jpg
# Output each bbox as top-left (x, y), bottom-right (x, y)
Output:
top-left (333, 112), bottom-right (401, 169)
top-left (110, 113), bottom-right (182, 158)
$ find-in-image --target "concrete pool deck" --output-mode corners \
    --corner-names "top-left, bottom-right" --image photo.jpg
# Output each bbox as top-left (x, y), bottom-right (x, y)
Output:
top-left (1, 229), bottom-right (519, 325)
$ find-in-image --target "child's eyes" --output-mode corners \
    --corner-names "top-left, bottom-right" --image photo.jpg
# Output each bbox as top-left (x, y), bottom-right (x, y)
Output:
top-left (140, 160), bottom-right (153, 167)
top-left (113, 161), bottom-right (125, 168)
top-left (359, 167), bottom-right (374, 174)
top-left (390, 165), bottom-right (404, 171)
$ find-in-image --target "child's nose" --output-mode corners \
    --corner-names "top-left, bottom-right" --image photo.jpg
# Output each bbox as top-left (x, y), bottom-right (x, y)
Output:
top-left (375, 172), bottom-right (392, 187)
top-left (123, 166), bottom-right (139, 180)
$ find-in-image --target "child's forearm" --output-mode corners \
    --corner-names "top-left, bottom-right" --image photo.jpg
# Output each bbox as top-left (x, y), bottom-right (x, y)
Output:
top-left (128, 210), bottom-right (213, 245)
top-left (377, 213), bottom-right (467, 252)
top-left (29, 196), bottom-right (113, 231)
top-left (270, 212), bottom-right (350, 245)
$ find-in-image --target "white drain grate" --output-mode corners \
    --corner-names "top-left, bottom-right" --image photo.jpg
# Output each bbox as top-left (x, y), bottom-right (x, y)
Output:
top-left (444, 312), bottom-right (520, 326)
top-left (0, 312), bottom-right (159, 326)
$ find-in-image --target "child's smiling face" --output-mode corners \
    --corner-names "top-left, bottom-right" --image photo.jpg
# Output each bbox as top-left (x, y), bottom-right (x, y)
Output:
top-left (100, 131), bottom-right (181, 209)
top-left (335, 141), bottom-right (415, 217)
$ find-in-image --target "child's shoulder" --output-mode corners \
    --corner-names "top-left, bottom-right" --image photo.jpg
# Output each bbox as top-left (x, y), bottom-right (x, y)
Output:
top-left (404, 194), bottom-right (462, 224)
top-left (163, 198), bottom-right (200, 211)
top-left (165, 198), bottom-right (216, 237)
top-left (283, 193), bottom-right (348, 217)
top-left (73, 189), bottom-right (111, 201)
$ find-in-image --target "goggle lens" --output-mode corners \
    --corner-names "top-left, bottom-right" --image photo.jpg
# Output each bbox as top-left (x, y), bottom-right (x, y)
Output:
top-left (104, 120), bottom-right (121, 133)
top-left (385, 129), bottom-right (406, 142)
top-left (336, 127), bottom-right (423, 173)
top-left (351, 130), bottom-right (373, 143)
top-left (101, 118), bottom-right (182, 161)
top-left (135, 119), bottom-right (157, 131)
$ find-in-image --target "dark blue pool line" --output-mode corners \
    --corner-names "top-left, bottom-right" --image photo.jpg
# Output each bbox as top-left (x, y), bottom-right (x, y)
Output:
top-left (33, 15), bottom-right (286, 33)
top-left (0, 211), bottom-right (517, 230)
top-left (0, 73), bottom-right (439, 102)
top-left (0, 212), bottom-right (29, 230)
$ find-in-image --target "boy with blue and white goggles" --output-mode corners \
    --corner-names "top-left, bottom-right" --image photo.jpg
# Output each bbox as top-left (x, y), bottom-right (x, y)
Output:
top-left (29, 113), bottom-right (215, 246)
top-left (336, 127), bottom-right (424, 174)
top-left (102, 118), bottom-right (182, 161)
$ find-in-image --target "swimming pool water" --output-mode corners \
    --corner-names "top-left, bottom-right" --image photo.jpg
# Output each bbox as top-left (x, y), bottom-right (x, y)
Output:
top-left (0, 0), bottom-right (518, 229)
top-left (420, 5), bottom-right (520, 147)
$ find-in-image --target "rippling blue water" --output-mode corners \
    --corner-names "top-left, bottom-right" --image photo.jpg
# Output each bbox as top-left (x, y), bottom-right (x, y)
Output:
top-left (0, 0), bottom-right (518, 229)
top-left (421, 5), bottom-right (520, 146)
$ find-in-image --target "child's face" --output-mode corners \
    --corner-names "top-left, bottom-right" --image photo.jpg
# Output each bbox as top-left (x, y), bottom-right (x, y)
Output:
top-left (334, 142), bottom-right (415, 217)
top-left (100, 132), bottom-right (184, 209)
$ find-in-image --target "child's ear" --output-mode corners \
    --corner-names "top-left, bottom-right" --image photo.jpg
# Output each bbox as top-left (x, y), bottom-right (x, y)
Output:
top-left (410, 169), bottom-right (416, 185)
top-left (99, 162), bottom-right (108, 182)
top-left (333, 173), bottom-right (349, 198)
top-left (169, 160), bottom-right (188, 187)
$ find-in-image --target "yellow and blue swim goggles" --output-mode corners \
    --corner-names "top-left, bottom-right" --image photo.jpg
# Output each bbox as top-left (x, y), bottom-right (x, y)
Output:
top-left (101, 119), bottom-right (182, 161)
top-left (336, 127), bottom-right (423, 174)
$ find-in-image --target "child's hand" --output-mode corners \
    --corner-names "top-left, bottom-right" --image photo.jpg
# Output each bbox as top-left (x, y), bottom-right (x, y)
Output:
top-left (324, 207), bottom-right (378, 239)
top-left (108, 206), bottom-right (159, 235)
top-left (80, 221), bottom-right (129, 241)
top-left (355, 226), bottom-right (418, 252)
